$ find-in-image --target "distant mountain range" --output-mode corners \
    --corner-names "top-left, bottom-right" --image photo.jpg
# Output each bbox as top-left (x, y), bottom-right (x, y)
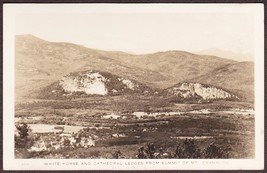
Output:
top-left (15, 35), bottom-right (254, 101)
top-left (194, 48), bottom-right (253, 62)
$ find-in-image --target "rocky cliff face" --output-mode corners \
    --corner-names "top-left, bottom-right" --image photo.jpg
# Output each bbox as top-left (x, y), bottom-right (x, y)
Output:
top-left (59, 71), bottom-right (109, 95)
top-left (38, 70), bottom-right (152, 99)
top-left (167, 82), bottom-right (237, 100)
top-left (38, 73), bottom-right (238, 101)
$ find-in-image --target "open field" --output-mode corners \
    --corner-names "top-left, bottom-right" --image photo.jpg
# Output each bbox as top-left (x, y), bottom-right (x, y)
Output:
top-left (15, 96), bottom-right (254, 159)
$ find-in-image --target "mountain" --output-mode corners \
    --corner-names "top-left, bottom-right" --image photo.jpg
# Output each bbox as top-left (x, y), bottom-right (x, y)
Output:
top-left (15, 35), bottom-right (253, 102)
top-left (103, 50), bottom-right (236, 86)
top-left (189, 62), bottom-right (254, 101)
top-left (194, 48), bottom-right (253, 62)
top-left (166, 82), bottom-right (238, 102)
top-left (36, 70), bottom-right (155, 99)
top-left (15, 35), bottom-right (165, 98)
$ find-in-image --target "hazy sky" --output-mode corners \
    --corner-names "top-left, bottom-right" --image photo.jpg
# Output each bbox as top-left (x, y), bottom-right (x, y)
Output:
top-left (15, 10), bottom-right (254, 55)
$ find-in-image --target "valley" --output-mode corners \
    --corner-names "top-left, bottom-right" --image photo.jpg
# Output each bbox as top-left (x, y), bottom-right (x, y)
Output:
top-left (15, 96), bottom-right (254, 159)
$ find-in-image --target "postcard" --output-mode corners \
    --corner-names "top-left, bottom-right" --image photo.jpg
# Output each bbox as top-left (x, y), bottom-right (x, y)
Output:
top-left (3, 3), bottom-right (264, 170)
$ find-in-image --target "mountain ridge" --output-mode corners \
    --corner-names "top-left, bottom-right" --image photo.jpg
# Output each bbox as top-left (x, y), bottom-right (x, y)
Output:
top-left (15, 35), bottom-right (254, 101)
top-left (194, 48), bottom-right (253, 62)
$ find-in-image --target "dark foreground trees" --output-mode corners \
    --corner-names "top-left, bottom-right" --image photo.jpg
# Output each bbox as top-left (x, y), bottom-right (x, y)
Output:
top-left (15, 123), bottom-right (35, 158)
top-left (136, 139), bottom-right (225, 159)
top-left (15, 123), bottom-right (31, 148)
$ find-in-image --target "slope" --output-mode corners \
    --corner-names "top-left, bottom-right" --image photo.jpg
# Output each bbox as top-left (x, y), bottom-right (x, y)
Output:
top-left (189, 62), bottom-right (254, 101)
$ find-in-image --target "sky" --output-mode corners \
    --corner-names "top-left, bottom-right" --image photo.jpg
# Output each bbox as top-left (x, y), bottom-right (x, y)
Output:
top-left (15, 7), bottom-right (255, 57)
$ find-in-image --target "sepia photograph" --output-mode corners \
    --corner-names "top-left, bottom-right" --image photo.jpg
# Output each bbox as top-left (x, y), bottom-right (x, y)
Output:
top-left (3, 3), bottom-right (264, 170)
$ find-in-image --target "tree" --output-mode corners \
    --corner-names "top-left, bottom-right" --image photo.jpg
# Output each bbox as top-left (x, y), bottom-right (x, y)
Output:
top-left (15, 123), bottom-right (32, 148)
top-left (113, 150), bottom-right (122, 159)
top-left (205, 142), bottom-right (223, 158)
top-left (137, 147), bottom-right (146, 159)
top-left (147, 142), bottom-right (156, 158)
top-left (174, 143), bottom-right (183, 158)
top-left (16, 123), bottom-right (29, 139)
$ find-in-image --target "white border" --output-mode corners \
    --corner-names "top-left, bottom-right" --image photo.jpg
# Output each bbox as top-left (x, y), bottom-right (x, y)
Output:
top-left (3, 3), bottom-right (264, 170)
